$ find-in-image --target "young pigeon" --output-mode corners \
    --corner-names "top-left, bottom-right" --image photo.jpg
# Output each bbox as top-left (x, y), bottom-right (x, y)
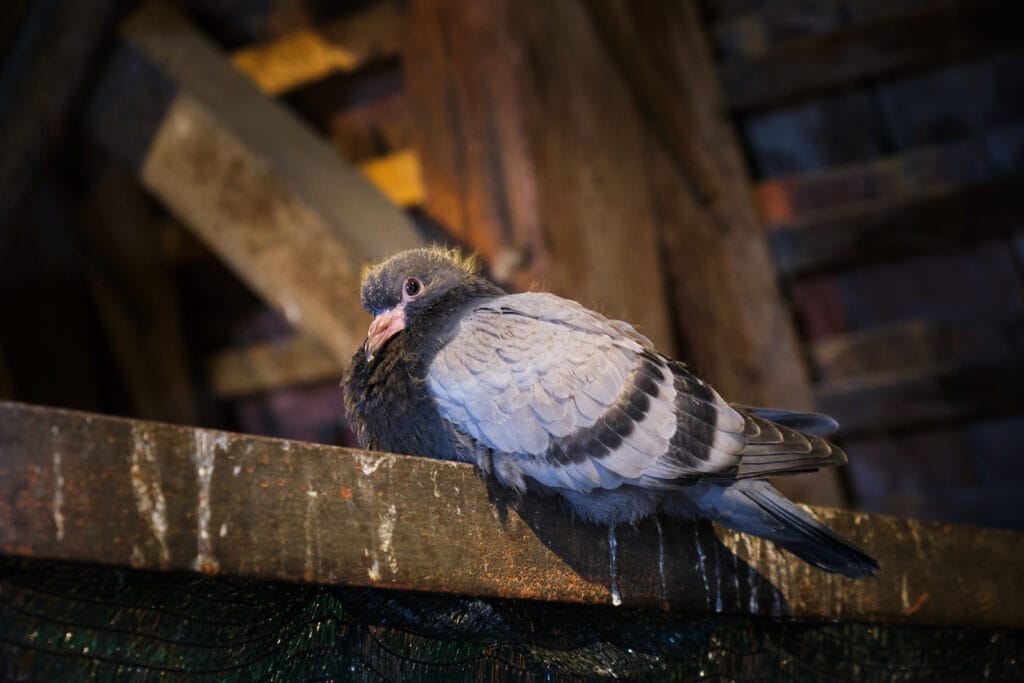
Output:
top-left (343, 247), bottom-right (879, 578)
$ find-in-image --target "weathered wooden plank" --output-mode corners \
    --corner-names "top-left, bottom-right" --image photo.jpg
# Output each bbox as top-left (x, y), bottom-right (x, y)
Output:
top-left (753, 128), bottom-right (1024, 225)
top-left (720, 0), bottom-right (1024, 112)
top-left (208, 333), bottom-right (343, 397)
top-left (87, 1), bottom-right (423, 364)
top-left (812, 312), bottom-right (1024, 383)
top-left (771, 176), bottom-right (1024, 276)
top-left (0, 0), bottom-right (117, 226)
top-left (817, 357), bottom-right (1024, 436)
top-left (709, 0), bottom-right (951, 62)
top-left (1, 400), bottom-right (1022, 628)
top-left (231, 0), bottom-right (402, 95)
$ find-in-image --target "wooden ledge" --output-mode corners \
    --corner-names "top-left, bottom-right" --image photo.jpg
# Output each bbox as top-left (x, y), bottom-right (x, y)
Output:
top-left (1, 400), bottom-right (1021, 628)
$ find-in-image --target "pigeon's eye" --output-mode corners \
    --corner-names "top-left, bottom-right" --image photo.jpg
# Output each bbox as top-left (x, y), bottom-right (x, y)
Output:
top-left (403, 278), bottom-right (422, 298)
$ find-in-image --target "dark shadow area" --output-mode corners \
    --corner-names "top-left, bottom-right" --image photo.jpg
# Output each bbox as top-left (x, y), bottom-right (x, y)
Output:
top-left (485, 479), bottom-right (791, 618)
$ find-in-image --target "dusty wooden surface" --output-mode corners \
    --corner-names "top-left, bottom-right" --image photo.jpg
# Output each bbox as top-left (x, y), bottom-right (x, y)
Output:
top-left (87, 1), bottom-right (422, 363)
top-left (2, 400), bottom-right (1022, 629)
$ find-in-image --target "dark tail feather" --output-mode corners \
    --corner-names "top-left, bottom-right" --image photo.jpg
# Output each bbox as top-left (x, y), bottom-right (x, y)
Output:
top-left (739, 483), bottom-right (879, 579)
top-left (739, 406), bottom-right (840, 437)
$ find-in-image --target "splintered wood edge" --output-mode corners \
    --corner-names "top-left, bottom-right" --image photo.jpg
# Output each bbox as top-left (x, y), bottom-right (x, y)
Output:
top-left (1, 400), bottom-right (1021, 628)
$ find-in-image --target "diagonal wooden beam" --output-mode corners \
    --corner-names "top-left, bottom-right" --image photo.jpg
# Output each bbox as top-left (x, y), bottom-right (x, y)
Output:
top-left (87, 1), bottom-right (423, 363)
top-left (2, 399), bottom-right (1023, 628)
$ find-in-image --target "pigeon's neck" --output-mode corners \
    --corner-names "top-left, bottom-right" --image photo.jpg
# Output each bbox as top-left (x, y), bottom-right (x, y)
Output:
top-left (346, 278), bottom-right (502, 461)
top-left (407, 278), bottom-right (504, 369)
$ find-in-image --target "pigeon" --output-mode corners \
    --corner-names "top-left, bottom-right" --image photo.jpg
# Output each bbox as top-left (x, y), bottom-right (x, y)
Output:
top-left (343, 247), bottom-right (879, 578)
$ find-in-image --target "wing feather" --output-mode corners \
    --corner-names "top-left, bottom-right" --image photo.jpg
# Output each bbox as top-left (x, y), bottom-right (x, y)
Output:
top-left (428, 292), bottom-right (841, 494)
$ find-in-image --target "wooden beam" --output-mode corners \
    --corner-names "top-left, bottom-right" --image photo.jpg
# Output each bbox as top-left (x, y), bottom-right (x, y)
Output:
top-left (812, 312), bottom-right (1024, 383)
top-left (230, 0), bottom-right (402, 95)
top-left (720, 0), bottom-right (1024, 113)
top-left (0, 0), bottom-right (117, 226)
top-left (207, 333), bottom-right (342, 398)
top-left (818, 357), bottom-right (1024, 436)
top-left (2, 399), bottom-right (1023, 628)
top-left (752, 131), bottom-right (1023, 226)
top-left (580, 1), bottom-right (840, 506)
top-left (87, 1), bottom-right (423, 364)
top-left (771, 175), bottom-right (1024, 276)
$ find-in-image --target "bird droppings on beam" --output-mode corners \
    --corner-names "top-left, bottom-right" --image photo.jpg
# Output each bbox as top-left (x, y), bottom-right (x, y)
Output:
top-left (1, 400), bottom-right (1023, 628)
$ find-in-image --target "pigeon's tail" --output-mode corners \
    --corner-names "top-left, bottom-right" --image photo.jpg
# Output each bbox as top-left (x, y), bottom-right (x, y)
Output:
top-left (740, 483), bottom-right (880, 578)
top-left (739, 406), bottom-right (839, 437)
top-left (729, 407), bottom-right (848, 480)
top-left (686, 481), bottom-right (880, 579)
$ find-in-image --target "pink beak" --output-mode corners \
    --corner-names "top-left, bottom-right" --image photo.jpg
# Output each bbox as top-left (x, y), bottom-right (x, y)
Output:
top-left (364, 305), bottom-right (406, 361)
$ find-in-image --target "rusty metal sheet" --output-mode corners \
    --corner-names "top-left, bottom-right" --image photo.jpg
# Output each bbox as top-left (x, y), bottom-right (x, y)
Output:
top-left (1, 400), bottom-right (1021, 628)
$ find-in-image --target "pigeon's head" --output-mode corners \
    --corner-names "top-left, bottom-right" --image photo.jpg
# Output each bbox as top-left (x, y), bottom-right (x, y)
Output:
top-left (358, 247), bottom-right (484, 361)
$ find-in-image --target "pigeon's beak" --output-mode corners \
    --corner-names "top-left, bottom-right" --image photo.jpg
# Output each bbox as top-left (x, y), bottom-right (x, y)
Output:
top-left (364, 305), bottom-right (406, 361)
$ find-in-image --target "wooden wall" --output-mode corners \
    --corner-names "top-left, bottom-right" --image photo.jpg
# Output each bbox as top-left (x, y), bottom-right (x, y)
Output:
top-left (704, 0), bottom-right (1024, 527)
top-left (2, 0), bottom-right (1021, 526)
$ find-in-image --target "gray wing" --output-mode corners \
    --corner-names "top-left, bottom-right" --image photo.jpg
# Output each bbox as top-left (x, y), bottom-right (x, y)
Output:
top-left (427, 293), bottom-right (750, 492)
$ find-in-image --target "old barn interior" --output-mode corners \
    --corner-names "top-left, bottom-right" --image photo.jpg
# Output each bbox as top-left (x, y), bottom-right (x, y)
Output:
top-left (1, 0), bottom-right (1023, 678)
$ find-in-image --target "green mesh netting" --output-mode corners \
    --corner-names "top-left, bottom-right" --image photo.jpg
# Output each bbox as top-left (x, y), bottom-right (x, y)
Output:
top-left (0, 556), bottom-right (1020, 681)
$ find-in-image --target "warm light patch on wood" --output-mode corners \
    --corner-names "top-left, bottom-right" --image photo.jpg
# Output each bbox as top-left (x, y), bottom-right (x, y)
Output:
top-left (232, 29), bottom-right (359, 95)
top-left (357, 149), bottom-right (426, 207)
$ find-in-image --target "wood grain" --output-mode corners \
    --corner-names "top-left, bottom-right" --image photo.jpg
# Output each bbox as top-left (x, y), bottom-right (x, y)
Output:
top-left (1, 400), bottom-right (1022, 628)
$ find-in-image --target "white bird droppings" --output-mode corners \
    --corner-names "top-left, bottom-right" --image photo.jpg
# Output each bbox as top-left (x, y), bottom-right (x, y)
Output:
top-left (52, 446), bottom-right (65, 543)
top-left (608, 526), bottom-right (622, 607)
top-left (129, 425), bottom-right (170, 564)
top-left (191, 432), bottom-right (228, 573)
